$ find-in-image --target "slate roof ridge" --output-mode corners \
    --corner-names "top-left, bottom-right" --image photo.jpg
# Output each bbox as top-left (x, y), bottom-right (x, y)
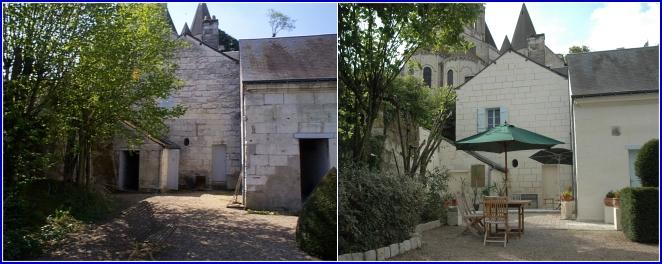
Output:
top-left (239, 33), bottom-right (337, 41)
top-left (177, 33), bottom-right (239, 62)
top-left (122, 121), bottom-right (179, 149)
top-left (454, 48), bottom-right (567, 91)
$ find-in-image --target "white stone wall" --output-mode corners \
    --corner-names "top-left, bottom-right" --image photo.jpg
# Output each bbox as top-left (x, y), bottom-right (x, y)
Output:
top-left (243, 81), bottom-right (337, 212)
top-left (573, 93), bottom-right (659, 221)
top-left (166, 36), bottom-right (241, 189)
top-left (436, 50), bottom-right (571, 199)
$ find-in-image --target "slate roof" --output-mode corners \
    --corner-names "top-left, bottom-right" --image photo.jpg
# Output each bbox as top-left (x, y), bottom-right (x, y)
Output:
top-left (484, 24), bottom-right (498, 50)
top-left (511, 3), bottom-right (536, 51)
top-left (224, 51), bottom-right (239, 60)
top-left (239, 34), bottom-right (337, 83)
top-left (190, 3), bottom-right (211, 37)
top-left (122, 121), bottom-right (179, 149)
top-left (455, 48), bottom-right (567, 91)
top-left (181, 22), bottom-right (192, 36)
top-left (500, 36), bottom-right (512, 54)
top-left (568, 46), bottom-right (660, 97)
top-left (166, 8), bottom-right (177, 35)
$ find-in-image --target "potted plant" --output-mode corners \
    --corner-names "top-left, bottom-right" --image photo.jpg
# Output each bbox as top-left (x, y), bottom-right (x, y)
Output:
top-left (470, 186), bottom-right (481, 211)
top-left (561, 186), bottom-right (573, 201)
top-left (604, 190), bottom-right (616, 206)
top-left (614, 189), bottom-right (621, 208)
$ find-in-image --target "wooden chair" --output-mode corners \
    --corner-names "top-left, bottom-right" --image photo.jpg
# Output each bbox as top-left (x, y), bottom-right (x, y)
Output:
top-left (483, 196), bottom-right (510, 247)
top-left (455, 193), bottom-right (484, 237)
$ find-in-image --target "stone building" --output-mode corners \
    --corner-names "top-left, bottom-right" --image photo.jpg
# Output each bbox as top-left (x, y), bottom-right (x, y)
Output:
top-left (113, 3), bottom-right (336, 212)
top-left (405, 3), bottom-right (564, 90)
top-left (385, 3), bottom-right (571, 209)
top-left (569, 46), bottom-right (659, 221)
top-left (240, 34), bottom-right (338, 211)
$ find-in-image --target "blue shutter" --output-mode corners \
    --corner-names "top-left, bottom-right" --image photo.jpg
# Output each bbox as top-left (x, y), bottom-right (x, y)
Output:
top-left (500, 106), bottom-right (509, 125)
top-left (477, 108), bottom-right (486, 132)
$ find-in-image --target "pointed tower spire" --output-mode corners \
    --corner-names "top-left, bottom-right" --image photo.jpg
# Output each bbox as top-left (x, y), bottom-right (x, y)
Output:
top-left (165, 6), bottom-right (178, 35)
top-left (511, 3), bottom-right (536, 51)
top-left (190, 3), bottom-right (211, 37)
top-left (484, 24), bottom-right (498, 50)
top-left (500, 35), bottom-right (512, 53)
top-left (182, 22), bottom-right (192, 36)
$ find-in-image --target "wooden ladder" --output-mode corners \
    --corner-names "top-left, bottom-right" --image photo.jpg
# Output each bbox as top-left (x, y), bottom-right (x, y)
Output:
top-left (227, 172), bottom-right (244, 208)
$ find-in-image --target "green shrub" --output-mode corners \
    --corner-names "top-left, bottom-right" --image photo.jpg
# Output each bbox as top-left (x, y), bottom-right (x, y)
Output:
top-left (296, 167), bottom-right (338, 260)
top-left (620, 187), bottom-right (659, 243)
top-left (339, 164), bottom-right (425, 255)
top-left (2, 179), bottom-right (116, 260)
top-left (418, 167), bottom-right (452, 223)
top-left (634, 139), bottom-right (658, 187)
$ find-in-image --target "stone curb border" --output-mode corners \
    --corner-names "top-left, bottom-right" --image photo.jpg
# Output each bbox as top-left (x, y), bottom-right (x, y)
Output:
top-left (337, 220), bottom-right (441, 261)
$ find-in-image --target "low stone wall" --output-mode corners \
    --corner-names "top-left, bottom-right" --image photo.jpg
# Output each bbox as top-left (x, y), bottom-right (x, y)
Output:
top-left (337, 220), bottom-right (441, 261)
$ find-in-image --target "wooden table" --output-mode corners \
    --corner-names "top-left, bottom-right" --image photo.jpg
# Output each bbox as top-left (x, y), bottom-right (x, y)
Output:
top-left (506, 200), bottom-right (531, 238)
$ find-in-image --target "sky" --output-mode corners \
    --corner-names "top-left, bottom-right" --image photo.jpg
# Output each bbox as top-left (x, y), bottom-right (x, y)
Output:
top-left (485, 2), bottom-right (660, 54)
top-left (167, 3), bottom-right (337, 40)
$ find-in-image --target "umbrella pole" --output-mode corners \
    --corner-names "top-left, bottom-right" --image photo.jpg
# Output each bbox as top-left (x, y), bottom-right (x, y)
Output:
top-left (557, 158), bottom-right (561, 200)
top-left (505, 145), bottom-right (508, 197)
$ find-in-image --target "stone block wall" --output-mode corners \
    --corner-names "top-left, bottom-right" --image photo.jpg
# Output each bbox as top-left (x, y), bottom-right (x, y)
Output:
top-left (244, 81), bottom-right (337, 212)
top-left (166, 36), bottom-right (241, 189)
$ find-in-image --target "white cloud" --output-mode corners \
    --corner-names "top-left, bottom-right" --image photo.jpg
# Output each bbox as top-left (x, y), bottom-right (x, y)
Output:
top-left (585, 3), bottom-right (660, 51)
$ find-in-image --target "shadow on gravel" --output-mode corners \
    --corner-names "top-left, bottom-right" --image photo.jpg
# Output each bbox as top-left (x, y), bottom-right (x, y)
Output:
top-left (39, 190), bottom-right (312, 261)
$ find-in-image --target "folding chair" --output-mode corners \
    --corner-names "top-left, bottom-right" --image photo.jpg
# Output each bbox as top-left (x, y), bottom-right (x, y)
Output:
top-left (483, 196), bottom-right (511, 247)
top-left (455, 193), bottom-right (484, 237)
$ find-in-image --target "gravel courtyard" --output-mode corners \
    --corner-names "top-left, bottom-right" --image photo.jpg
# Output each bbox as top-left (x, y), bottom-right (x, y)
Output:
top-left (39, 190), bottom-right (314, 261)
top-left (389, 221), bottom-right (659, 261)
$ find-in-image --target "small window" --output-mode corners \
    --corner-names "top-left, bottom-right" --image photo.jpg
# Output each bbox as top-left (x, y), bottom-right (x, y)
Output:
top-left (447, 70), bottom-right (453, 87)
top-left (184, 138), bottom-right (190, 146)
top-left (423, 67), bottom-right (432, 87)
top-left (409, 68), bottom-right (414, 75)
top-left (487, 108), bottom-right (500, 129)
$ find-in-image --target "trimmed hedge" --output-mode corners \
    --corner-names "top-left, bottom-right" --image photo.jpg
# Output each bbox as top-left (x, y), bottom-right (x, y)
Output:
top-left (339, 164), bottom-right (425, 255)
top-left (634, 139), bottom-right (659, 187)
top-left (620, 187), bottom-right (659, 243)
top-left (296, 167), bottom-right (338, 260)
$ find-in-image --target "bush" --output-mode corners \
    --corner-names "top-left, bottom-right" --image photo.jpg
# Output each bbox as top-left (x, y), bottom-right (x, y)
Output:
top-left (339, 164), bottom-right (425, 255)
top-left (620, 187), bottom-right (659, 243)
top-left (296, 167), bottom-right (338, 260)
top-left (634, 139), bottom-right (658, 187)
top-left (417, 167), bottom-right (452, 223)
top-left (2, 179), bottom-right (116, 260)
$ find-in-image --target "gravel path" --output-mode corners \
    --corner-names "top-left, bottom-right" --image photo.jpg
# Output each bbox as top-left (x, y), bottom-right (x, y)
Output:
top-left (39, 190), bottom-right (315, 261)
top-left (389, 225), bottom-right (659, 261)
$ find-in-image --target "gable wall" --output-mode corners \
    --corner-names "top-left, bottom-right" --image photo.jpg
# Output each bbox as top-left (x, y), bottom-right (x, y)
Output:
top-left (243, 81), bottom-right (337, 212)
top-left (440, 51), bottom-right (572, 200)
top-left (166, 36), bottom-right (242, 189)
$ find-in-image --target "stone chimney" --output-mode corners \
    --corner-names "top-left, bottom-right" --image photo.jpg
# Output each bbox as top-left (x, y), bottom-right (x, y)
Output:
top-left (527, 33), bottom-right (545, 65)
top-left (202, 15), bottom-right (219, 50)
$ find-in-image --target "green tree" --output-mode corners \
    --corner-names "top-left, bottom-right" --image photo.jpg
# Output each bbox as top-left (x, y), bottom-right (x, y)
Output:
top-left (634, 139), bottom-right (659, 187)
top-left (384, 76), bottom-right (456, 177)
top-left (338, 3), bottom-right (483, 166)
top-left (218, 29), bottom-right (239, 51)
top-left (3, 3), bottom-right (185, 186)
top-left (267, 8), bottom-right (296, 37)
top-left (564, 45), bottom-right (591, 62)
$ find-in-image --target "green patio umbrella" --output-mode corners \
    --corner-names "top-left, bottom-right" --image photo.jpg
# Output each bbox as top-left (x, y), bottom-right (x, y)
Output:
top-left (454, 122), bottom-right (564, 196)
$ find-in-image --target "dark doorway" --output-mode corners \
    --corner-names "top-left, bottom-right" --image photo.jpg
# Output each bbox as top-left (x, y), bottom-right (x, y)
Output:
top-left (299, 139), bottom-right (330, 203)
top-left (120, 151), bottom-right (140, 190)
